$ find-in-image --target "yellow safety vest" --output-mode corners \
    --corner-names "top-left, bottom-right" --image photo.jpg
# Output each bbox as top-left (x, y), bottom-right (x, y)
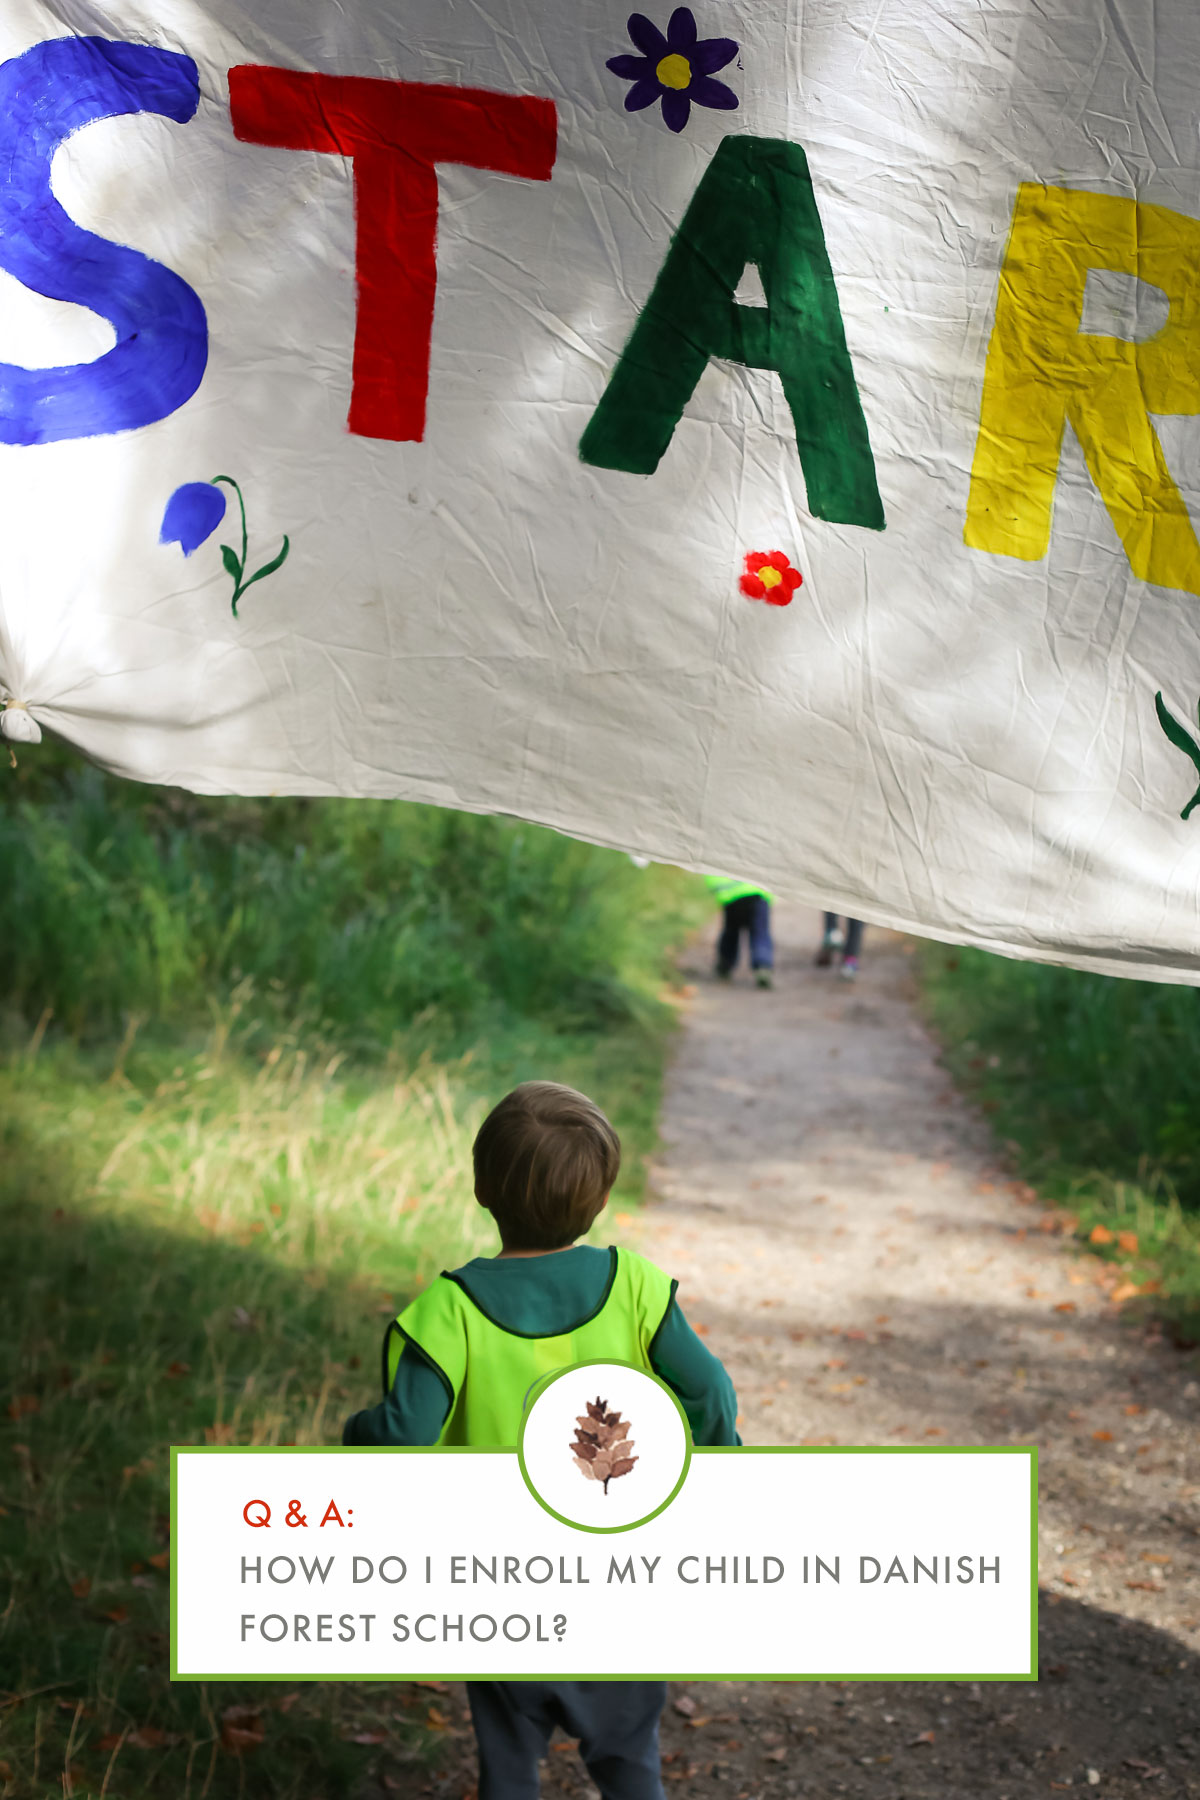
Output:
top-left (385, 1246), bottom-right (676, 1447)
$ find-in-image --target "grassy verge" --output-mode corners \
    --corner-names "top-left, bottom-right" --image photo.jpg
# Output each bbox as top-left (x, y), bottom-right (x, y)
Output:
top-left (917, 942), bottom-right (1200, 1345)
top-left (0, 749), bottom-right (708, 1798)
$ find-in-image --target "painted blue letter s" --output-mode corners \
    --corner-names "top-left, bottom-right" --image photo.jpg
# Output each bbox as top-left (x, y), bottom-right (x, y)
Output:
top-left (0, 37), bottom-right (207, 446)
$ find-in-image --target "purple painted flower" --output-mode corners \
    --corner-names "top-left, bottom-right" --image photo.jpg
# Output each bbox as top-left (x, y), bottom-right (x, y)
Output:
top-left (607, 8), bottom-right (738, 134)
top-left (160, 481), bottom-right (226, 556)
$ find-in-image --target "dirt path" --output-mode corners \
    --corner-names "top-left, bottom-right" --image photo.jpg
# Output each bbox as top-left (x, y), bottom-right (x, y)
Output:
top-left (636, 908), bottom-right (1200, 1800)
top-left (417, 910), bottom-right (1200, 1800)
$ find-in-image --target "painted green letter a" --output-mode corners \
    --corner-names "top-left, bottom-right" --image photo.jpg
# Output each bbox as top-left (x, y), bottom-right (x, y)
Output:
top-left (580, 136), bottom-right (884, 530)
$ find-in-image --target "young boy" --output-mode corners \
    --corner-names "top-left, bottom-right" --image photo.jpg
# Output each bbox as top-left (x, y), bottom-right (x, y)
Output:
top-left (343, 1081), bottom-right (740, 1800)
top-left (704, 874), bottom-right (775, 988)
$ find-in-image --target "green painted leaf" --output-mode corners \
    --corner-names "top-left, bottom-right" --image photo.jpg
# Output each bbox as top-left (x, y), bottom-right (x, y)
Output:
top-left (1155, 692), bottom-right (1200, 821)
top-left (241, 536), bottom-right (290, 593)
top-left (220, 544), bottom-right (243, 583)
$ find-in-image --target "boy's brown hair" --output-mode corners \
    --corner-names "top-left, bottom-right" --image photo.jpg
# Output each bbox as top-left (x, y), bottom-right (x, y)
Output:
top-left (473, 1081), bottom-right (620, 1251)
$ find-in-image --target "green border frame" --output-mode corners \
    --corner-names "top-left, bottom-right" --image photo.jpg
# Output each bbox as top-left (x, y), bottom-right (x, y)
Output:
top-left (170, 1443), bottom-right (1037, 1683)
top-left (517, 1358), bottom-right (693, 1533)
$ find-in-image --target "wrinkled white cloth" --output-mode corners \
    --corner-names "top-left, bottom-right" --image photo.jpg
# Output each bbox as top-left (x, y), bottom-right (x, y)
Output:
top-left (3, 2), bottom-right (1200, 980)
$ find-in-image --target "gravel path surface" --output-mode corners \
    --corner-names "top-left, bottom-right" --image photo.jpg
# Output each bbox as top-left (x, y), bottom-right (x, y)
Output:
top-left (415, 909), bottom-right (1200, 1800)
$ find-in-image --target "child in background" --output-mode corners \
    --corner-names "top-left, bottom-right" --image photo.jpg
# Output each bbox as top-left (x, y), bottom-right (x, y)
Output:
top-left (815, 913), bottom-right (865, 980)
top-left (704, 874), bottom-right (775, 988)
top-left (344, 1081), bottom-right (740, 1800)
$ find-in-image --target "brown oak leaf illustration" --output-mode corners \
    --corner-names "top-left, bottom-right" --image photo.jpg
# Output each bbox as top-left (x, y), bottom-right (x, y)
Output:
top-left (570, 1395), bottom-right (638, 1496)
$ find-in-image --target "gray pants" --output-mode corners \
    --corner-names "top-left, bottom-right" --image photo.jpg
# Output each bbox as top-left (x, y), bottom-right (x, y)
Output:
top-left (466, 1680), bottom-right (667, 1800)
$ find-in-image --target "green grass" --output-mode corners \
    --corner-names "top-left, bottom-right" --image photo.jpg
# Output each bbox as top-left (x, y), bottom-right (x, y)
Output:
top-left (0, 743), bottom-right (699, 1052)
top-left (917, 942), bottom-right (1200, 1344)
top-left (0, 747), bottom-right (709, 1797)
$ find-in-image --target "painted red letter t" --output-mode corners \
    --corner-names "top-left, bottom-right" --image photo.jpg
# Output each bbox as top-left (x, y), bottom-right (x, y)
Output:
top-left (228, 69), bottom-right (557, 441)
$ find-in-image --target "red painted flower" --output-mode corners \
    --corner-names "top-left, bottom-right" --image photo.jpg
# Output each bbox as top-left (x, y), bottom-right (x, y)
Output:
top-left (739, 550), bottom-right (802, 605)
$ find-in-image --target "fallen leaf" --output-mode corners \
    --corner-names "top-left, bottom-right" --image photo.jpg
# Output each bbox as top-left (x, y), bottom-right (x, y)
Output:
top-left (1054, 1302), bottom-right (1076, 1314)
top-left (909, 1730), bottom-right (936, 1747)
top-left (103, 1606), bottom-right (129, 1625)
top-left (127, 1726), bottom-right (175, 1750)
top-left (426, 1706), bottom-right (450, 1730)
top-left (220, 1705), bottom-right (265, 1754)
top-left (204, 1423), bottom-right (235, 1445)
top-left (1110, 1283), bottom-right (1142, 1303)
top-left (1089, 1224), bottom-right (1114, 1245)
top-left (147, 1551), bottom-right (170, 1571)
top-left (6, 1395), bottom-right (39, 1420)
top-left (551, 1740), bottom-right (579, 1754)
top-left (1125, 1580), bottom-right (1166, 1593)
top-left (166, 1361), bottom-right (191, 1378)
top-left (70, 1576), bottom-right (91, 1600)
top-left (1124, 1404), bottom-right (1144, 1416)
top-left (1092, 1430), bottom-right (1113, 1442)
top-left (344, 1730), bottom-right (387, 1745)
top-left (1142, 1553), bottom-right (1170, 1565)
top-left (764, 1747), bottom-right (787, 1762)
top-left (1117, 1231), bottom-right (1139, 1254)
top-left (275, 1692), bottom-right (301, 1713)
top-left (673, 1696), bottom-right (698, 1717)
top-left (685, 1716), bottom-right (711, 1729)
top-left (95, 1734), bottom-right (124, 1753)
top-left (414, 1680), bottom-right (448, 1692)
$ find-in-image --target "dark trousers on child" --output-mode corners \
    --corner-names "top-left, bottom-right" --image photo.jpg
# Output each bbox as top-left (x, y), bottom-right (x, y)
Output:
top-left (717, 895), bottom-right (773, 972)
top-left (823, 911), bottom-right (864, 958)
top-left (466, 1680), bottom-right (667, 1800)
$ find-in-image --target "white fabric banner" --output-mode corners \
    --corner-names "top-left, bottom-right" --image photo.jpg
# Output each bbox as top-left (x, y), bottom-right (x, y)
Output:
top-left (4, 0), bottom-right (1200, 979)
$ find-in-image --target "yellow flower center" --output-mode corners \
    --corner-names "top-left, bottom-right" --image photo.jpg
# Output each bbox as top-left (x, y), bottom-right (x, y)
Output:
top-left (656, 53), bottom-right (692, 90)
top-left (759, 565), bottom-right (783, 590)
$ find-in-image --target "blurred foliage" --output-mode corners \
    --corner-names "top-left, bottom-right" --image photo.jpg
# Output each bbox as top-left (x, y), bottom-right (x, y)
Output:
top-left (918, 941), bottom-right (1200, 1343)
top-left (0, 738), bottom-right (707, 1051)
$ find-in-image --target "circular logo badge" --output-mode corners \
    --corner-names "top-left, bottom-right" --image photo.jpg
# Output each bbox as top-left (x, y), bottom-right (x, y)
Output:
top-left (518, 1360), bottom-right (691, 1533)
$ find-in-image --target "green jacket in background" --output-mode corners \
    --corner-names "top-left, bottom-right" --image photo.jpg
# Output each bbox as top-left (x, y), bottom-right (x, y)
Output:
top-left (704, 875), bottom-right (775, 906)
